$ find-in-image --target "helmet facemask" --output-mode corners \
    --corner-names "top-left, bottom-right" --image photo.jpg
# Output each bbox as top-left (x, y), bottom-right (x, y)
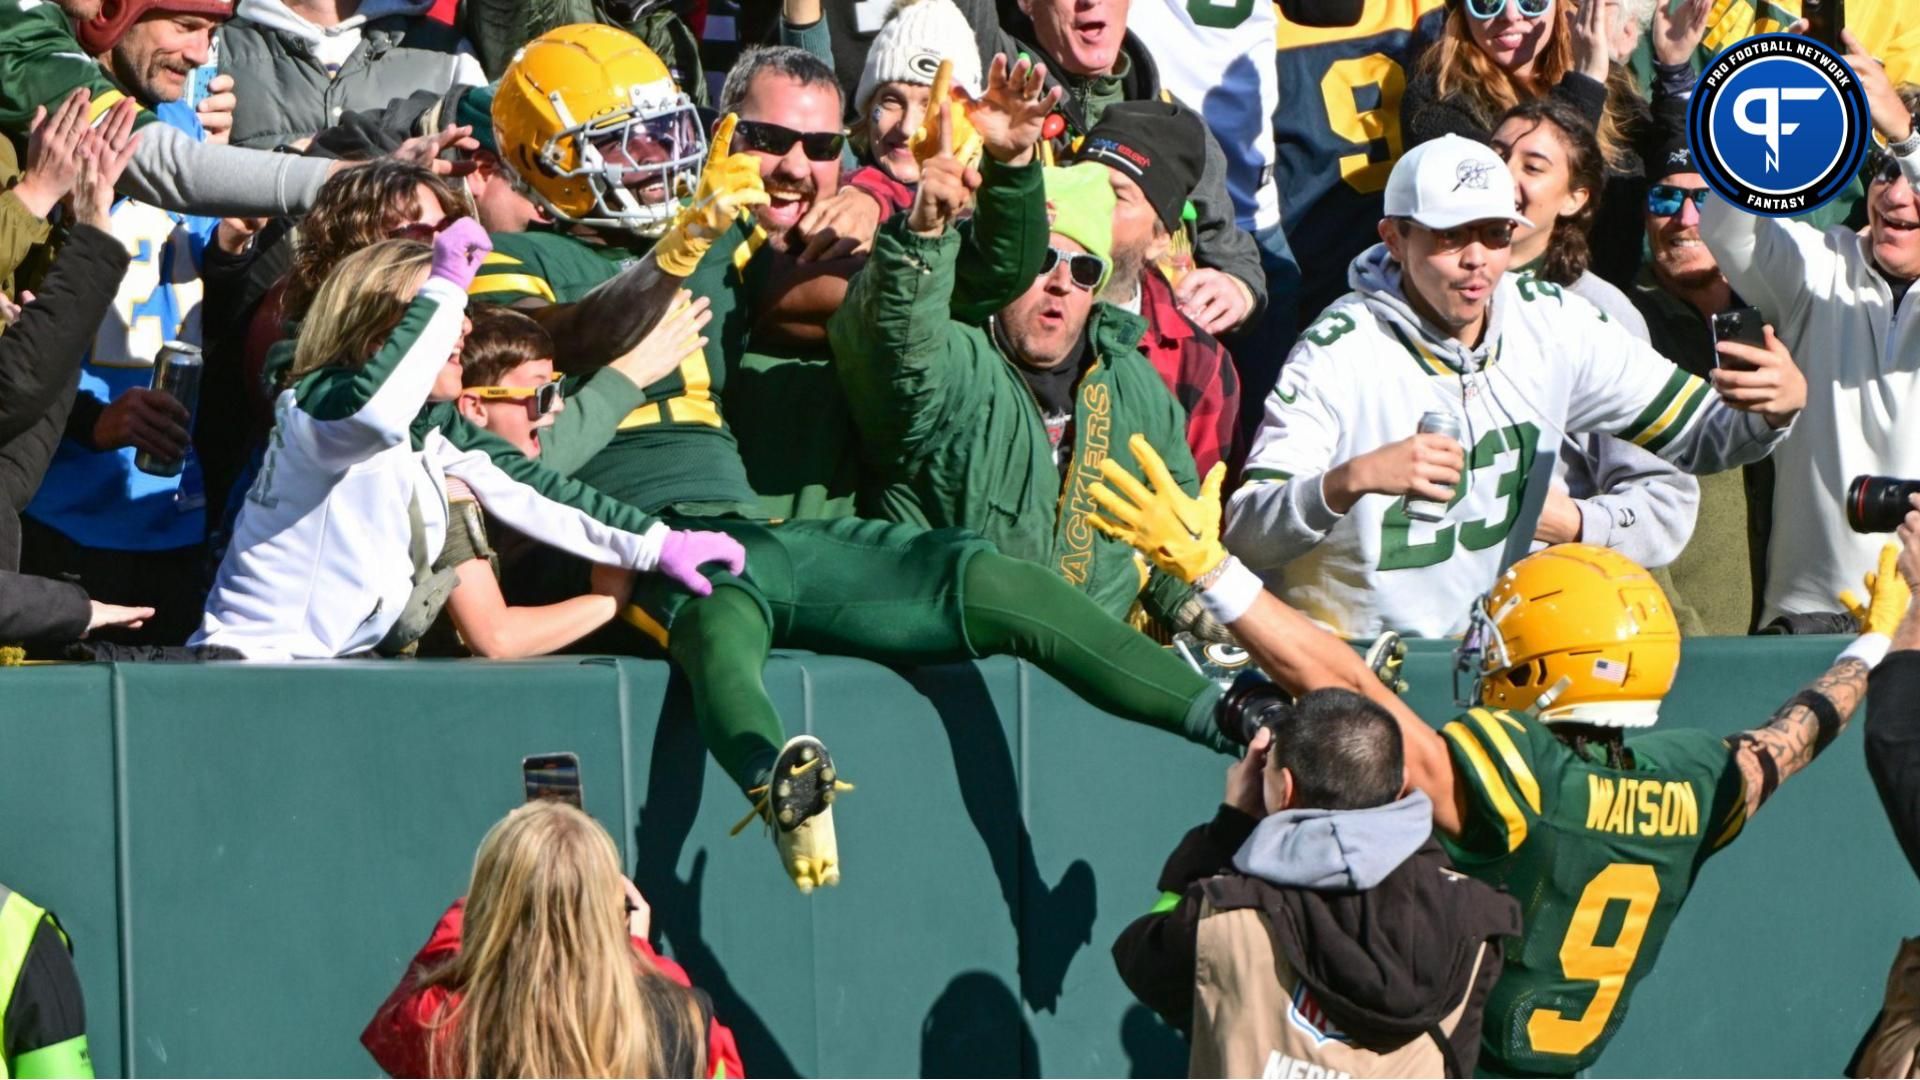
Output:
top-left (538, 86), bottom-right (708, 236)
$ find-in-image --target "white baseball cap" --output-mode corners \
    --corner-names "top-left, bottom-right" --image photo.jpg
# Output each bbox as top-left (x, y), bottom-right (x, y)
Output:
top-left (1383, 134), bottom-right (1534, 231)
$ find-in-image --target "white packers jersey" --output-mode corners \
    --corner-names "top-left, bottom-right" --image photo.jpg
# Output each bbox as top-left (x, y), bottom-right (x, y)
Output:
top-left (1128, 0), bottom-right (1279, 231)
top-left (194, 278), bottom-right (665, 659)
top-left (1224, 257), bottom-right (1785, 638)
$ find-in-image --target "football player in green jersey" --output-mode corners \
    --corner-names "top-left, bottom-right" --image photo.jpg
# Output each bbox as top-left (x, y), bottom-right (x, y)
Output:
top-left (463, 27), bottom-right (1252, 897)
top-left (1089, 433), bottom-right (1909, 1076)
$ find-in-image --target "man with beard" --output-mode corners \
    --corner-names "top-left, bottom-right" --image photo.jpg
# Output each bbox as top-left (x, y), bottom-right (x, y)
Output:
top-left (1072, 100), bottom-right (1239, 478)
top-left (1697, 37), bottom-right (1920, 633)
top-left (18, 0), bottom-right (232, 647)
top-left (1223, 135), bottom-right (1806, 640)
top-left (1626, 134), bottom-right (1763, 636)
top-left (473, 28), bottom-right (1258, 895)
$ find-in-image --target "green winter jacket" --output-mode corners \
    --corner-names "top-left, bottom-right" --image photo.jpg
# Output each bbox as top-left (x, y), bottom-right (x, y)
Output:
top-left (830, 217), bottom-right (1200, 625)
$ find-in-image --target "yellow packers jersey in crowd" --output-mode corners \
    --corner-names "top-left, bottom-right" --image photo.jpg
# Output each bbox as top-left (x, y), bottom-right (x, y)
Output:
top-left (1440, 709), bottom-right (1750, 1075)
top-left (1274, 0), bottom-right (1447, 316)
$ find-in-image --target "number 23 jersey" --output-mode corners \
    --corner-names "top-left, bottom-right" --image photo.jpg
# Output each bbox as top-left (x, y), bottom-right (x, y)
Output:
top-left (1224, 252), bottom-right (1787, 639)
top-left (1440, 709), bottom-right (1749, 1075)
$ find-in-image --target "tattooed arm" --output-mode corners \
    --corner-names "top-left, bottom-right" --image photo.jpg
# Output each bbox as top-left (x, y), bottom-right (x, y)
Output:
top-left (1728, 658), bottom-right (1872, 820)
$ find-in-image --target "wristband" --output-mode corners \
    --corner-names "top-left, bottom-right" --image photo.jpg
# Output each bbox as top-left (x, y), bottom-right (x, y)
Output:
top-left (1888, 125), bottom-right (1920, 157)
top-left (1840, 632), bottom-right (1891, 669)
top-left (1199, 557), bottom-right (1262, 625)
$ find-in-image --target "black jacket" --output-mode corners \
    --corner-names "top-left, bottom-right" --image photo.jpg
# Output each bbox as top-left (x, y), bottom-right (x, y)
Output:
top-left (1113, 804), bottom-right (1520, 1075)
top-left (0, 568), bottom-right (89, 643)
top-left (1867, 650), bottom-right (1920, 883)
top-left (0, 223), bottom-right (130, 571)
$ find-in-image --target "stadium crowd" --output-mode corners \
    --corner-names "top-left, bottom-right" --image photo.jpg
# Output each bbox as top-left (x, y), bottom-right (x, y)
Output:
top-left (2, 0), bottom-right (1920, 1072)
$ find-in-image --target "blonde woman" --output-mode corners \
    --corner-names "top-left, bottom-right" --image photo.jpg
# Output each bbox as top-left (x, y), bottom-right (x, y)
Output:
top-left (361, 801), bottom-right (743, 1078)
top-left (192, 222), bottom-right (745, 659)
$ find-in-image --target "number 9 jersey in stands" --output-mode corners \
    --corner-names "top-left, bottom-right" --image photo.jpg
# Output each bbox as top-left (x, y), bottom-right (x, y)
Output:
top-left (1222, 245), bottom-right (1789, 639)
top-left (1272, 0), bottom-right (1446, 318)
top-left (1440, 707), bottom-right (1748, 1075)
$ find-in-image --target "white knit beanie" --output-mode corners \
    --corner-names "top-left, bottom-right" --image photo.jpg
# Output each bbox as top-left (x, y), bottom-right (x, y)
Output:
top-left (852, 0), bottom-right (984, 117)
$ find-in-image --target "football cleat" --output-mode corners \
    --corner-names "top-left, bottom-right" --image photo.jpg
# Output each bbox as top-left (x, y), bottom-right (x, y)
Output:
top-left (1364, 630), bottom-right (1410, 696)
top-left (730, 735), bottom-right (853, 894)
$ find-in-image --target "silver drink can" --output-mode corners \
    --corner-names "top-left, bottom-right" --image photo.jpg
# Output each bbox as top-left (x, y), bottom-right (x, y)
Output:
top-left (1404, 409), bottom-right (1462, 523)
top-left (135, 341), bottom-right (203, 478)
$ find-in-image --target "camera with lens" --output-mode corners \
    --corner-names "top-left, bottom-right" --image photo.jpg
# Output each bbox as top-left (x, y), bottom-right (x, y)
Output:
top-left (1847, 476), bottom-right (1920, 533)
top-left (1217, 672), bottom-right (1294, 747)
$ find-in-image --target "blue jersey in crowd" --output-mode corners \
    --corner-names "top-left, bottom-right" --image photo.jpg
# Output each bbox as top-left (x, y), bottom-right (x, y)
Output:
top-left (1274, 0), bottom-right (1447, 319)
top-left (26, 100), bottom-right (216, 553)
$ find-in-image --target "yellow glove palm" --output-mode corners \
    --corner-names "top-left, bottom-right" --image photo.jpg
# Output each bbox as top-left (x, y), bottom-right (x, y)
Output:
top-left (654, 113), bottom-right (770, 276)
top-left (1840, 542), bottom-right (1911, 636)
top-left (1087, 434), bottom-right (1227, 586)
top-left (907, 59), bottom-right (984, 169)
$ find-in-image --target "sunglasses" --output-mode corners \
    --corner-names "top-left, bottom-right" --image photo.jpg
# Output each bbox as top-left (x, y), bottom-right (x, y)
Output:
top-left (1465, 0), bottom-right (1551, 19)
top-left (470, 381), bottom-right (562, 418)
top-left (1040, 246), bottom-right (1106, 291)
top-left (1646, 184), bottom-right (1710, 216)
top-left (731, 119), bottom-right (847, 162)
top-left (1869, 153), bottom-right (1908, 186)
top-left (388, 217), bottom-right (456, 243)
top-left (1406, 219), bottom-right (1516, 252)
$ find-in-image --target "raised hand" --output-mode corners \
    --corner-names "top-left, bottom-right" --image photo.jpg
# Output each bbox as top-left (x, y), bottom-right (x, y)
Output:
top-left (1087, 433), bottom-right (1228, 585)
top-left (72, 99), bottom-right (141, 231)
top-left (905, 100), bottom-right (982, 237)
top-left (607, 291), bottom-right (711, 390)
top-left (15, 88), bottom-right (91, 218)
top-left (908, 59), bottom-right (984, 169)
top-left (1570, 0), bottom-right (1612, 82)
top-left (1843, 29), bottom-right (1916, 143)
top-left (1650, 0), bottom-right (1712, 67)
top-left (654, 114), bottom-right (770, 277)
top-left (966, 53), bottom-right (1062, 166)
top-left (1839, 543), bottom-right (1912, 637)
top-left (428, 216), bottom-right (492, 289)
top-left (392, 124), bottom-right (480, 178)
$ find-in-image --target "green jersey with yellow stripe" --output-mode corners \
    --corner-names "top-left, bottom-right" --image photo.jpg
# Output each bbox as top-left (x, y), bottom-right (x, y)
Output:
top-left (1440, 708), bottom-right (1748, 1076)
top-left (0, 0), bottom-right (158, 147)
top-left (469, 222), bottom-right (770, 515)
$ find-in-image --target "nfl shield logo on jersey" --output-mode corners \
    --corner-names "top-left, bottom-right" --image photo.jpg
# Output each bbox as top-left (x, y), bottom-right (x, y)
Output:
top-left (1286, 984), bottom-right (1353, 1045)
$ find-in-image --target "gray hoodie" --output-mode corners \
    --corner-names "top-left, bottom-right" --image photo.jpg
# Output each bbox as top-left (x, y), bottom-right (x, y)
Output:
top-left (1234, 790), bottom-right (1434, 891)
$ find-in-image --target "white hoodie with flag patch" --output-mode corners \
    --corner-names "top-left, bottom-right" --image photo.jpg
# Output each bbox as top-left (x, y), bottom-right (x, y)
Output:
top-left (1224, 243), bottom-right (1789, 638)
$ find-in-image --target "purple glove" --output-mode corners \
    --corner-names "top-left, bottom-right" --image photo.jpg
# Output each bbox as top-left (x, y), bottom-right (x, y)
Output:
top-left (428, 217), bottom-right (492, 290)
top-left (656, 529), bottom-right (747, 596)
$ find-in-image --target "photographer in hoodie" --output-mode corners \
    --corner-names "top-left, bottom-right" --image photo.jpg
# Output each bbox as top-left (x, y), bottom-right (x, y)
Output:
top-left (1113, 688), bottom-right (1520, 1079)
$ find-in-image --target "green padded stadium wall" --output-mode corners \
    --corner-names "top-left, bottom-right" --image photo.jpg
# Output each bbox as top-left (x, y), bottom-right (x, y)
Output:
top-left (0, 638), bottom-right (1911, 1077)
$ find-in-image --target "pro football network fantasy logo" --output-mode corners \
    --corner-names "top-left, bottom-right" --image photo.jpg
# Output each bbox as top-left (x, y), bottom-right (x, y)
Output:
top-left (1689, 33), bottom-right (1869, 216)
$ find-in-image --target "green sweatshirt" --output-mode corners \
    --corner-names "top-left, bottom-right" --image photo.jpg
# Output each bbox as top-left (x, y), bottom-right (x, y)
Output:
top-left (831, 217), bottom-right (1199, 624)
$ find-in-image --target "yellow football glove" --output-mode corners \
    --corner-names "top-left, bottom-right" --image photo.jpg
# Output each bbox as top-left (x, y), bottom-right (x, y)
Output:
top-left (1087, 434), bottom-right (1227, 586)
top-left (907, 59), bottom-right (984, 169)
top-left (1839, 542), bottom-right (1911, 637)
top-left (653, 113), bottom-right (770, 277)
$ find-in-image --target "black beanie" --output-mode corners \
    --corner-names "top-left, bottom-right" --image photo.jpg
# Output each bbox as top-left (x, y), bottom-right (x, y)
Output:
top-left (1642, 128), bottom-right (1695, 183)
top-left (1074, 101), bottom-right (1206, 234)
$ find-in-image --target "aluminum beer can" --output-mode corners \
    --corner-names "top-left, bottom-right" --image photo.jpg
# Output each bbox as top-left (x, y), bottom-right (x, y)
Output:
top-left (1403, 409), bottom-right (1462, 523)
top-left (135, 341), bottom-right (203, 478)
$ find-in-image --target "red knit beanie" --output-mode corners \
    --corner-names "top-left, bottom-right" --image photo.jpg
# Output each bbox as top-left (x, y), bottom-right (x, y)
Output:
top-left (76, 0), bottom-right (234, 56)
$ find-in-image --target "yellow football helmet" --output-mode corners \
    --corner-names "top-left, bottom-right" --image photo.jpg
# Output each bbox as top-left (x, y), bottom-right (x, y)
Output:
top-left (1456, 544), bottom-right (1681, 729)
top-left (492, 23), bottom-right (707, 234)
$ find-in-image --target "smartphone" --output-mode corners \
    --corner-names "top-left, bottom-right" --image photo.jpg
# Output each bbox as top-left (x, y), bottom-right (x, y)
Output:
top-left (522, 752), bottom-right (583, 809)
top-left (1712, 306), bottom-right (1767, 367)
top-left (1804, 0), bottom-right (1844, 51)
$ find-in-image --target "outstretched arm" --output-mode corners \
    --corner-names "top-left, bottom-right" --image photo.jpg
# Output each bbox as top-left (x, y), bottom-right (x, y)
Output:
top-left (1731, 543), bottom-right (1911, 820)
top-left (1089, 433), bottom-right (1467, 834)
